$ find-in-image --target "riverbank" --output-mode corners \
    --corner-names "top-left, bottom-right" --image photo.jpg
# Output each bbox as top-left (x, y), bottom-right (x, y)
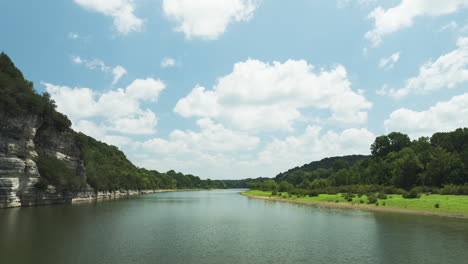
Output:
top-left (242, 190), bottom-right (468, 219)
top-left (70, 189), bottom-right (180, 203)
top-left (1, 188), bottom-right (206, 208)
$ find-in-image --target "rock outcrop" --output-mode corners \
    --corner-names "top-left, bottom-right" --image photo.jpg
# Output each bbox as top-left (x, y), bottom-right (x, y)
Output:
top-left (0, 112), bottom-right (86, 208)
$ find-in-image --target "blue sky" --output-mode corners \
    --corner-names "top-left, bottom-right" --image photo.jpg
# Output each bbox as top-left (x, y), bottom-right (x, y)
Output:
top-left (1, 0), bottom-right (468, 179)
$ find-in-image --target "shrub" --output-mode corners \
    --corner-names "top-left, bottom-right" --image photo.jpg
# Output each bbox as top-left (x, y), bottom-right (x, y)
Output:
top-left (402, 189), bottom-right (420, 199)
top-left (377, 192), bottom-right (387, 199)
top-left (34, 177), bottom-right (49, 190)
top-left (272, 189), bottom-right (278, 196)
top-left (307, 190), bottom-right (320, 197)
top-left (367, 194), bottom-right (378, 204)
top-left (434, 203), bottom-right (440, 208)
top-left (440, 185), bottom-right (468, 195)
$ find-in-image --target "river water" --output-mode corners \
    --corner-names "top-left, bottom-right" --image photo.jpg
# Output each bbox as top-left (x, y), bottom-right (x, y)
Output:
top-left (1, 189), bottom-right (467, 264)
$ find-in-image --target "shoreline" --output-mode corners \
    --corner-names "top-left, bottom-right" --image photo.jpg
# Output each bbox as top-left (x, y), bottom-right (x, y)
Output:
top-left (1, 189), bottom-right (205, 209)
top-left (242, 192), bottom-right (468, 219)
top-left (70, 189), bottom-right (179, 204)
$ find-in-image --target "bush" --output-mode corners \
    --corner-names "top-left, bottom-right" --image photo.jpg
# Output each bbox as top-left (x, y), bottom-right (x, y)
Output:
top-left (342, 193), bottom-right (355, 202)
top-left (440, 185), bottom-right (468, 195)
top-left (306, 190), bottom-right (319, 197)
top-left (402, 189), bottom-right (420, 199)
top-left (377, 192), bottom-right (387, 199)
top-left (34, 177), bottom-right (49, 190)
top-left (434, 203), bottom-right (440, 208)
top-left (367, 194), bottom-right (378, 204)
top-left (272, 189), bottom-right (278, 196)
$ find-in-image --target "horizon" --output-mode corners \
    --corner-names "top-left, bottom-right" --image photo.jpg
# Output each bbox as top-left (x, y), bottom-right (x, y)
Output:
top-left (1, 0), bottom-right (468, 179)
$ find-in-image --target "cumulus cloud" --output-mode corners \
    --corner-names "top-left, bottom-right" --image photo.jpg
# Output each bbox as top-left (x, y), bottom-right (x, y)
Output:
top-left (380, 37), bottom-right (468, 98)
top-left (135, 125), bottom-right (374, 179)
top-left (384, 93), bottom-right (468, 139)
top-left (365, 0), bottom-right (468, 46)
top-left (174, 59), bottom-right (372, 132)
top-left (379, 52), bottom-right (400, 70)
top-left (140, 118), bottom-right (259, 154)
top-left (74, 0), bottom-right (143, 34)
top-left (161, 57), bottom-right (177, 68)
top-left (42, 77), bottom-right (165, 139)
top-left (257, 126), bottom-right (375, 173)
top-left (162, 0), bottom-right (259, 40)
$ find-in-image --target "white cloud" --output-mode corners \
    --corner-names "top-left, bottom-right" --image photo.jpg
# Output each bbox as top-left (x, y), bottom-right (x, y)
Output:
top-left (68, 32), bottom-right (80, 39)
top-left (41, 82), bottom-right (96, 121)
top-left (384, 93), bottom-right (468, 139)
top-left (74, 0), bottom-right (143, 34)
top-left (74, 120), bottom-right (132, 148)
top-left (125, 78), bottom-right (166, 101)
top-left (43, 77), bottom-right (165, 138)
top-left (72, 56), bottom-right (110, 72)
top-left (174, 59), bottom-right (372, 132)
top-left (135, 126), bottom-right (374, 179)
top-left (365, 0), bottom-right (468, 46)
top-left (108, 110), bottom-right (158, 135)
top-left (161, 57), bottom-right (177, 68)
top-left (72, 56), bottom-right (129, 86)
top-left (380, 37), bottom-right (468, 98)
top-left (112, 65), bottom-right (127, 85)
top-left (437, 21), bottom-right (459, 32)
top-left (162, 0), bottom-right (259, 40)
top-left (379, 52), bottom-right (400, 70)
top-left (257, 126), bottom-right (375, 173)
top-left (140, 118), bottom-right (259, 154)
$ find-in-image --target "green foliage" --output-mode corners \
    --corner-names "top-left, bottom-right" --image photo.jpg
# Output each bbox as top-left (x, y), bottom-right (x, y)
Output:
top-left (34, 177), bottom-right (50, 190)
top-left (250, 129), bottom-right (468, 194)
top-left (402, 189), bottom-right (421, 199)
top-left (367, 194), bottom-right (378, 204)
top-left (371, 132), bottom-right (411, 157)
top-left (439, 185), bottom-right (468, 195)
top-left (36, 150), bottom-right (84, 192)
top-left (0, 53), bottom-right (71, 131)
top-left (377, 192), bottom-right (387, 199)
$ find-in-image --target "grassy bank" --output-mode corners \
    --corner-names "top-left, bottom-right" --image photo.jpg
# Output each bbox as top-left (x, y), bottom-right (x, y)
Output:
top-left (242, 190), bottom-right (468, 217)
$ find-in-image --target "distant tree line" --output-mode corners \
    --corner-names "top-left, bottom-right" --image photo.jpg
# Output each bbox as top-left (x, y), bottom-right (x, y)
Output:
top-left (250, 130), bottom-right (468, 196)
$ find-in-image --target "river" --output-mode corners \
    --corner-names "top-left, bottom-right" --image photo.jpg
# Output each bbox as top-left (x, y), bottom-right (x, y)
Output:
top-left (1, 189), bottom-right (467, 264)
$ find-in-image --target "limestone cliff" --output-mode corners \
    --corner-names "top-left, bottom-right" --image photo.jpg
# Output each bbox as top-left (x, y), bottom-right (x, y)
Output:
top-left (0, 111), bottom-right (86, 208)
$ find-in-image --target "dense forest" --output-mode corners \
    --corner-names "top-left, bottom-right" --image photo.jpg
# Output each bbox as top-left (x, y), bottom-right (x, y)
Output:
top-left (0, 52), bottom-right (246, 192)
top-left (251, 130), bottom-right (468, 196)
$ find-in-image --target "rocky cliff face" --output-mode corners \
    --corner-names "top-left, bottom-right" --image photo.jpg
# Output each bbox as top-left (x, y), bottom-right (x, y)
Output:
top-left (0, 112), bottom-right (85, 208)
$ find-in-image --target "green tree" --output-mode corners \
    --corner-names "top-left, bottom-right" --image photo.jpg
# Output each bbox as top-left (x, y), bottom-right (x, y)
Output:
top-left (389, 148), bottom-right (423, 189)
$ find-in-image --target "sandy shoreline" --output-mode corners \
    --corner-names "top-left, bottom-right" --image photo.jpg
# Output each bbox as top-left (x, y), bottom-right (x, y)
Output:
top-left (242, 193), bottom-right (468, 219)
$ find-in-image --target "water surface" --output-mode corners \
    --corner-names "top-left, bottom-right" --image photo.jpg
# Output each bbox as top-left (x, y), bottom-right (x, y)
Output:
top-left (1, 189), bottom-right (467, 264)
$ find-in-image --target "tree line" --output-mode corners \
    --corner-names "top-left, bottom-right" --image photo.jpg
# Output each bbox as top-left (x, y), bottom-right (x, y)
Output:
top-left (250, 130), bottom-right (468, 196)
